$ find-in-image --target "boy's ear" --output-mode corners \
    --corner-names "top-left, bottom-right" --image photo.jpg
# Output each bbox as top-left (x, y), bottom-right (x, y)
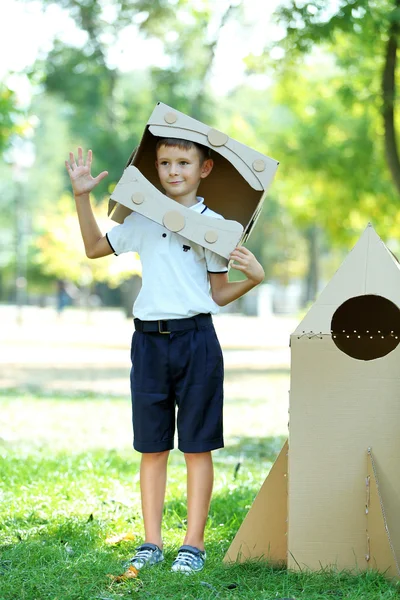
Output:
top-left (200, 158), bottom-right (214, 179)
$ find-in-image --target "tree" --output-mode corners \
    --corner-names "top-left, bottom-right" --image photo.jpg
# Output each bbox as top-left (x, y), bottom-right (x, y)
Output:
top-left (29, 0), bottom-right (242, 195)
top-left (269, 0), bottom-right (400, 196)
top-left (0, 84), bottom-right (22, 153)
top-left (33, 193), bottom-right (141, 286)
top-left (239, 1), bottom-right (400, 300)
top-left (20, 0), bottom-right (246, 296)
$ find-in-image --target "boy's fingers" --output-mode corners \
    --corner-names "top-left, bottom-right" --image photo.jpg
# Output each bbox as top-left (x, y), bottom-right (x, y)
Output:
top-left (231, 257), bottom-right (245, 265)
top-left (230, 251), bottom-right (247, 262)
top-left (94, 171), bottom-right (109, 184)
top-left (230, 262), bottom-right (245, 271)
top-left (65, 160), bottom-right (72, 172)
top-left (69, 152), bottom-right (77, 169)
top-left (77, 147), bottom-right (83, 166)
top-left (86, 149), bottom-right (92, 168)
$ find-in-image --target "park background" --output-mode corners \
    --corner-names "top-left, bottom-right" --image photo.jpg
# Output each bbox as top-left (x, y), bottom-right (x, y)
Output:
top-left (2, 1), bottom-right (400, 599)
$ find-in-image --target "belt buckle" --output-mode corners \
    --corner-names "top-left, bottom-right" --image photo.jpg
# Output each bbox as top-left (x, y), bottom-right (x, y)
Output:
top-left (158, 320), bottom-right (171, 334)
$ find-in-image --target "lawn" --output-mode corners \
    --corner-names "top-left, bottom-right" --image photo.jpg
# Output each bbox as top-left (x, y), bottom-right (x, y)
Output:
top-left (1, 384), bottom-right (399, 600)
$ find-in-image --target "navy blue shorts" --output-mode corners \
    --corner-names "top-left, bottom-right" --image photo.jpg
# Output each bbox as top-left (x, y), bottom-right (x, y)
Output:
top-left (130, 315), bottom-right (224, 453)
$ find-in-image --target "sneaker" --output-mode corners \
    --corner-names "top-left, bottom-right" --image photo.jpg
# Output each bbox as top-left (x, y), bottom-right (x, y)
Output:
top-left (171, 545), bottom-right (206, 574)
top-left (129, 543), bottom-right (164, 570)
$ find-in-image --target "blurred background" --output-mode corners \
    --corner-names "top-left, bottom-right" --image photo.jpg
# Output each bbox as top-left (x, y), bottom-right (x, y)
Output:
top-left (1, 0), bottom-right (400, 403)
top-left (2, 7), bottom-right (400, 596)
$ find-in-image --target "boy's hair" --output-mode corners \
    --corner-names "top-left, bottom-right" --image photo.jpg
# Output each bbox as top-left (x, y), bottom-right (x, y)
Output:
top-left (155, 137), bottom-right (211, 164)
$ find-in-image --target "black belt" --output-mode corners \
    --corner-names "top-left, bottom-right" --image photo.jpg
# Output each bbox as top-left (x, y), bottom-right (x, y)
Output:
top-left (134, 313), bottom-right (212, 334)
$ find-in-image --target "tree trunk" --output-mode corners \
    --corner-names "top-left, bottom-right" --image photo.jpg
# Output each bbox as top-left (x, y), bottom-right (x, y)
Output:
top-left (382, 0), bottom-right (400, 195)
top-left (304, 225), bottom-right (319, 306)
top-left (191, 3), bottom-right (240, 119)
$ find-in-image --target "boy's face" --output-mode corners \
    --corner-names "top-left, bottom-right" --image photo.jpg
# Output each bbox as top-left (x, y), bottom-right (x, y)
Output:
top-left (155, 145), bottom-right (213, 201)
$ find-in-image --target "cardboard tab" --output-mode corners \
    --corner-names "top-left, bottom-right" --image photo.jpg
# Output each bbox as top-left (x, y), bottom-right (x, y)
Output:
top-left (366, 449), bottom-right (400, 579)
top-left (224, 441), bottom-right (288, 564)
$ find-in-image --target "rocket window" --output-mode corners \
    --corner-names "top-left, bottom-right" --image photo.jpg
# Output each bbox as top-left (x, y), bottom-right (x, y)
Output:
top-left (331, 294), bottom-right (400, 361)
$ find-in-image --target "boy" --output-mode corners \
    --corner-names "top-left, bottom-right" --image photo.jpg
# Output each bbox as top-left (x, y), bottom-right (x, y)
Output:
top-left (65, 139), bottom-right (264, 573)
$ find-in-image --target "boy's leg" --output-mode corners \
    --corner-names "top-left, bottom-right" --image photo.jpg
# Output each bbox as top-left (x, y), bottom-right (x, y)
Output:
top-left (170, 321), bottom-right (223, 571)
top-left (183, 452), bottom-right (214, 550)
top-left (182, 451), bottom-right (213, 551)
top-left (130, 331), bottom-right (175, 553)
top-left (170, 451), bottom-right (212, 573)
top-left (140, 450), bottom-right (170, 548)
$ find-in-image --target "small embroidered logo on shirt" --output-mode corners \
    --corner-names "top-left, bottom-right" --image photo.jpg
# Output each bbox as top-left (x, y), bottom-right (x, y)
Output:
top-left (183, 245), bottom-right (191, 252)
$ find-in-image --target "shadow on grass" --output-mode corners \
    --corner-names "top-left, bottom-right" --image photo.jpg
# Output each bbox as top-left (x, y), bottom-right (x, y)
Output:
top-left (1, 448), bottom-right (140, 490)
top-left (0, 517), bottom-right (139, 600)
top-left (2, 473), bottom-right (399, 599)
top-left (0, 518), bottom-right (398, 600)
top-left (2, 515), bottom-right (395, 600)
top-left (0, 386), bottom-right (129, 401)
top-left (225, 366), bottom-right (290, 377)
top-left (219, 435), bottom-right (287, 462)
top-left (163, 484), bottom-right (262, 533)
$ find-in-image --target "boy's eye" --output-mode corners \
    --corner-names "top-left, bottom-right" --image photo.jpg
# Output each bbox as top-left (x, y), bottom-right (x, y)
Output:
top-left (180, 161), bottom-right (189, 165)
top-left (160, 161), bottom-right (169, 166)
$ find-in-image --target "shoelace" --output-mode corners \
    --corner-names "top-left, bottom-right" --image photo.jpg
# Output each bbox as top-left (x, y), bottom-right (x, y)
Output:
top-left (133, 548), bottom-right (154, 562)
top-left (174, 550), bottom-right (200, 566)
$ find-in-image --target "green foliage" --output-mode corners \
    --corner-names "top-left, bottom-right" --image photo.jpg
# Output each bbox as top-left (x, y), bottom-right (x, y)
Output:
top-left (215, 86), bottom-right (308, 283)
top-left (0, 84), bottom-right (21, 153)
top-left (270, 63), bottom-right (399, 243)
top-left (33, 194), bottom-right (141, 285)
top-left (273, 0), bottom-right (385, 54)
top-left (242, 1), bottom-right (400, 250)
top-left (7, 0), bottom-right (400, 300)
top-left (10, 0), bottom-right (249, 295)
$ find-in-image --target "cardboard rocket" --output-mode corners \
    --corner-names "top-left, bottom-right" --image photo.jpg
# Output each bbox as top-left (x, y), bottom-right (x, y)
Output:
top-left (107, 102), bottom-right (279, 259)
top-left (225, 224), bottom-right (400, 579)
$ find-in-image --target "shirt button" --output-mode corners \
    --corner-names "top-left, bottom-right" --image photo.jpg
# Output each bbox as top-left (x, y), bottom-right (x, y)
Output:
top-left (162, 233), bottom-right (167, 238)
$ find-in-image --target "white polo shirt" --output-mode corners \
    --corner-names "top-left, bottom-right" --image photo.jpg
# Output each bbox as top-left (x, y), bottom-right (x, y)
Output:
top-left (106, 197), bottom-right (229, 320)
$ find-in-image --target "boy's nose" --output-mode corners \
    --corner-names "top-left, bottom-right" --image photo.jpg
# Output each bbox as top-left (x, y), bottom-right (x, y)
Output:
top-left (169, 164), bottom-right (180, 175)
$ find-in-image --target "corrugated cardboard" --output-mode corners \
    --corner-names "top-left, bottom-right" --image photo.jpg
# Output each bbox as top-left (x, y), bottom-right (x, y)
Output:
top-left (225, 224), bottom-right (400, 579)
top-left (295, 224), bottom-right (400, 335)
top-left (224, 441), bottom-right (288, 564)
top-left (109, 165), bottom-right (244, 259)
top-left (108, 102), bottom-right (279, 257)
top-left (366, 448), bottom-right (399, 578)
top-left (288, 335), bottom-right (400, 572)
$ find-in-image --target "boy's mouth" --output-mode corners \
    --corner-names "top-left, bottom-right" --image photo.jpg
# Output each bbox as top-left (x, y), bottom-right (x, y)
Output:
top-left (168, 180), bottom-right (184, 185)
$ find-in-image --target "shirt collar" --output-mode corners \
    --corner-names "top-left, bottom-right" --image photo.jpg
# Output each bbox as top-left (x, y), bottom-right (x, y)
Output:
top-left (190, 197), bottom-right (206, 213)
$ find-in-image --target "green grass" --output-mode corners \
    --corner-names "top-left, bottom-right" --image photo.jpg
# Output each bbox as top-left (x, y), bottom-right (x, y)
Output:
top-left (1, 390), bottom-right (399, 600)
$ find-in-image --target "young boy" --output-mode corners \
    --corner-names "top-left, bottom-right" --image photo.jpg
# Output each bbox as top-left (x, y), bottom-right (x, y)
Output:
top-left (65, 139), bottom-right (264, 573)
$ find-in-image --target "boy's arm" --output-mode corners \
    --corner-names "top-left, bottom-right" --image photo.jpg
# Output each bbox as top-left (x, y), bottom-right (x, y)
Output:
top-left (65, 148), bottom-right (113, 259)
top-left (74, 193), bottom-right (114, 259)
top-left (209, 246), bottom-right (264, 307)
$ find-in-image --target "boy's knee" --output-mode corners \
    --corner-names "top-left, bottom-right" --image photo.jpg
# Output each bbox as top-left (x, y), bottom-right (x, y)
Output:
top-left (184, 451), bottom-right (211, 461)
top-left (142, 450), bottom-right (170, 461)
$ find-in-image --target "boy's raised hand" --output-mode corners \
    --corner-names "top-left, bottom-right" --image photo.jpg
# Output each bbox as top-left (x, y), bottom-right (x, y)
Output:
top-left (65, 147), bottom-right (108, 197)
top-left (229, 246), bottom-right (265, 285)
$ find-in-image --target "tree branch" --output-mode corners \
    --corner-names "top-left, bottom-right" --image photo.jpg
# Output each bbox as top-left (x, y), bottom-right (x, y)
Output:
top-left (382, 0), bottom-right (400, 195)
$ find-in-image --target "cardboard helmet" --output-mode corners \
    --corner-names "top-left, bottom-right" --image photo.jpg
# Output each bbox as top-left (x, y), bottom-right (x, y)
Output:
top-left (108, 102), bottom-right (279, 258)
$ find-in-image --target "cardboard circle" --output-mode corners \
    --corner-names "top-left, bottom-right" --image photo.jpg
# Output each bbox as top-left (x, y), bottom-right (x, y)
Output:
top-left (164, 112), bottom-right (178, 124)
top-left (204, 230), bottom-right (218, 244)
top-left (331, 294), bottom-right (400, 360)
top-left (253, 159), bottom-right (266, 172)
top-left (131, 192), bottom-right (145, 205)
top-left (163, 210), bottom-right (185, 232)
top-left (207, 129), bottom-right (229, 147)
